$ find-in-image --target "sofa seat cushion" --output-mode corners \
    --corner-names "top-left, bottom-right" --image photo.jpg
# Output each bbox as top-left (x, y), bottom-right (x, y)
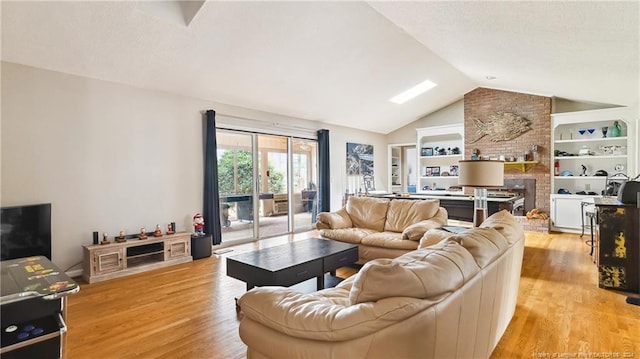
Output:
top-left (360, 232), bottom-right (417, 250)
top-left (319, 228), bottom-right (377, 244)
top-left (349, 240), bottom-right (479, 304)
top-left (480, 209), bottom-right (525, 244)
top-left (345, 197), bottom-right (390, 232)
top-left (384, 199), bottom-right (440, 233)
top-left (447, 227), bottom-right (509, 268)
top-left (239, 286), bottom-right (440, 341)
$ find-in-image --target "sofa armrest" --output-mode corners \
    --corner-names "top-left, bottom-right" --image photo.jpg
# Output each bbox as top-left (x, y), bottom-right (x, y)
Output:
top-left (315, 208), bottom-right (353, 230)
top-left (238, 286), bottom-right (433, 342)
top-left (401, 207), bottom-right (449, 240)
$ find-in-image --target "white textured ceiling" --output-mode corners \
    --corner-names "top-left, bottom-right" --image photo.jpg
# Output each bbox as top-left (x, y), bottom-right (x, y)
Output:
top-left (2, 1), bottom-right (638, 134)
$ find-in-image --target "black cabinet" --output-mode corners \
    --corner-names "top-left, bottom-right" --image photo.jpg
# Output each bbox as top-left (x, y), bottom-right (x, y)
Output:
top-left (594, 198), bottom-right (640, 293)
top-left (191, 234), bottom-right (212, 260)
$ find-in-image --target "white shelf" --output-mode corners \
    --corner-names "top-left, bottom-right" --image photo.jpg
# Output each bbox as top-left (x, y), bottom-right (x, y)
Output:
top-left (554, 176), bottom-right (607, 180)
top-left (552, 193), bottom-right (603, 198)
top-left (554, 155), bottom-right (627, 160)
top-left (554, 136), bottom-right (627, 144)
top-left (419, 154), bottom-right (462, 159)
top-left (420, 176), bottom-right (459, 179)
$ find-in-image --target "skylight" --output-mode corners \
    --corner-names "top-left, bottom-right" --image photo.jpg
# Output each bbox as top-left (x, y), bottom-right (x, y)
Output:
top-left (389, 79), bottom-right (437, 104)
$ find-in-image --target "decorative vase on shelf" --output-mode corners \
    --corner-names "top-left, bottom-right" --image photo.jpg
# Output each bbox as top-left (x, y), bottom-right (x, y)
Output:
top-left (610, 121), bottom-right (622, 137)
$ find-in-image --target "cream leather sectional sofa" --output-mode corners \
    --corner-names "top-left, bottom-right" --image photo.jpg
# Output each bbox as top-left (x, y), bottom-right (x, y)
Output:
top-left (315, 196), bottom-right (448, 262)
top-left (238, 211), bottom-right (525, 359)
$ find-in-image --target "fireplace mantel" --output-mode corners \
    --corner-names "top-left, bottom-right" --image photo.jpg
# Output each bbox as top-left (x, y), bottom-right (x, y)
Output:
top-left (504, 161), bottom-right (539, 172)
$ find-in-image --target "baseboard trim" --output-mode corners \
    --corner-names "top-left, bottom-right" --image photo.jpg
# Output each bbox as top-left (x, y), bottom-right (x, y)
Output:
top-left (66, 268), bottom-right (83, 279)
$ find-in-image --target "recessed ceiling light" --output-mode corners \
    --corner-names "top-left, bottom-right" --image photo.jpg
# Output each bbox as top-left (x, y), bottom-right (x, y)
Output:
top-left (389, 79), bottom-right (437, 104)
top-left (486, 76), bottom-right (496, 80)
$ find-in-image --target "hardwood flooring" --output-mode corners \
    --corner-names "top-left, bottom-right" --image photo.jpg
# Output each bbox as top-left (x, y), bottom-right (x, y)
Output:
top-left (65, 231), bottom-right (639, 359)
top-left (492, 232), bottom-right (639, 358)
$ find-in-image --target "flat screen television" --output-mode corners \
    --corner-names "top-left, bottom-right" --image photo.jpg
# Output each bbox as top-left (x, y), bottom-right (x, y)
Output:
top-left (0, 203), bottom-right (52, 261)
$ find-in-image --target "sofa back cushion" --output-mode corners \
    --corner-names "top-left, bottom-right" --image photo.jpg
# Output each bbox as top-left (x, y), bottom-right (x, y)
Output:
top-left (479, 210), bottom-right (525, 244)
top-left (384, 199), bottom-right (440, 233)
top-left (348, 240), bottom-right (479, 304)
top-left (346, 196), bottom-right (390, 232)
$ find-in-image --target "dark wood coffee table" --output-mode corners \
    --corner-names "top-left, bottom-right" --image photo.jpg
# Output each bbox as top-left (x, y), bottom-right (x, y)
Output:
top-left (226, 238), bottom-right (358, 291)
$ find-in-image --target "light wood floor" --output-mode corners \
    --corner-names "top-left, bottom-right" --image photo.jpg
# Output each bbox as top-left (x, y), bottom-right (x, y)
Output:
top-left (65, 231), bottom-right (640, 359)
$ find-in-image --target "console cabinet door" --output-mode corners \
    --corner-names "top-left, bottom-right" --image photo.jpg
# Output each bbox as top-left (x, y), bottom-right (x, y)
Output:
top-left (550, 195), bottom-right (584, 230)
top-left (93, 247), bottom-right (124, 274)
top-left (165, 237), bottom-right (190, 260)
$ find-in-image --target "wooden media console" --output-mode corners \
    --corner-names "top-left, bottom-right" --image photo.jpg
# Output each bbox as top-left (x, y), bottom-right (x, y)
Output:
top-left (82, 232), bottom-right (192, 283)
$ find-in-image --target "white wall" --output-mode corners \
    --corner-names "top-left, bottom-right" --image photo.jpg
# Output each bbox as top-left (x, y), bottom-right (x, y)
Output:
top-left (327, 127), bottom-right (387, 207)
top-left (386, 100), bottom-right (464, 144)
top-left (1, 62), bottom-right (386, 271)
top-left (551, 97), bottom-right (620, 114)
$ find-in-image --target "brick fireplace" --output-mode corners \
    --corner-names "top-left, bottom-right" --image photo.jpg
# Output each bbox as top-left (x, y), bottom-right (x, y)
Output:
top-left (464, 88), bottom-right (551, 232)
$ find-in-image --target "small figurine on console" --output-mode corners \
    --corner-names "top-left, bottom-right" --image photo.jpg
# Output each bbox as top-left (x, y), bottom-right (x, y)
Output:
top-left (153, 224), bottom-right (163, 237)
top-left (193, 213), bottom-right (205, 237)
top-left (166, 223), bottom-right (175, 235)
top-left (101, 232), bottom-right (111, 245)
top-left (138, 227), bottom-right (147, 240)
top-left (115, 230), bottom-right (127, 243)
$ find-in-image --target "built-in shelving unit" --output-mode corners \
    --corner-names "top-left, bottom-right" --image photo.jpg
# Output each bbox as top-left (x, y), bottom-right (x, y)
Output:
top-left (390, 146), bottom-right (402, 192)
top-left (550, 107), bottom-right (636, 232)
top-left (388, 143), bottom-right (417, 193)
top-left (416, 124), bottom-right (464, 194)
top-left (553, 127), bottom-right (631, 195)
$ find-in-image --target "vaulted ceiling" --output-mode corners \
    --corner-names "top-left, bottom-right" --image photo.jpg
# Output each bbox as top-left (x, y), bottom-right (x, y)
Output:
top-left (2, 1), bottom-right (638, 134)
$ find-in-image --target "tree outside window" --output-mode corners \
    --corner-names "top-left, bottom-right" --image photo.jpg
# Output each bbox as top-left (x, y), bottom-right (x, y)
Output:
top-left (218, 150), bottom-right (284, 194)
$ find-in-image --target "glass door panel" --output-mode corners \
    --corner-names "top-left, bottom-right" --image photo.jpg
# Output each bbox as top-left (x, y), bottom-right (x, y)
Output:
top-left (257, 135), bottom-right (289, 238)
top-left (293, 139), bottom-right (318, 232)
top-left (216, 130), bottom-right (254, 242)
top-left (214, 131), bottom-right (318, 242)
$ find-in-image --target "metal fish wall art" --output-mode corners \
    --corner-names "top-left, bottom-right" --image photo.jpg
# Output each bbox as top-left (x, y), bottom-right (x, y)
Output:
top-left (469, 112), bottom-right (531, 143)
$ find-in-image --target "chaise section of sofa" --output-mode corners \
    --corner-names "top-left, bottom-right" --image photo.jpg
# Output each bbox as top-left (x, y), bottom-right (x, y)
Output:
top-left (238, 210), bottom-right (525, 359)
top-left (315, 196), bottom-right (448, 262)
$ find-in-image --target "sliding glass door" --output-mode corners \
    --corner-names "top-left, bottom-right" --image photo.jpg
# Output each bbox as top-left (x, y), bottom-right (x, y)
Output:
top-left (216, 130), bottom-right (317, 243)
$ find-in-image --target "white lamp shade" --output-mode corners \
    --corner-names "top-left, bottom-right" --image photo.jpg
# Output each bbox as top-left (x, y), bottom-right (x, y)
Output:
top-left (458, 160), bottom-right (504, 187)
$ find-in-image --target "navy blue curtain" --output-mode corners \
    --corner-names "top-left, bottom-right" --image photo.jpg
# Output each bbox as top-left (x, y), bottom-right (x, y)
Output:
top-left (317, 129), bottom-right (330, 213)
top-left (204, 110), bottom-right (222, 245)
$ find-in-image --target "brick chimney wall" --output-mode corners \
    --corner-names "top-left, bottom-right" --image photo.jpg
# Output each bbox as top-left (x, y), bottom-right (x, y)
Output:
top-left (464, 88), bottom-right (551, 233)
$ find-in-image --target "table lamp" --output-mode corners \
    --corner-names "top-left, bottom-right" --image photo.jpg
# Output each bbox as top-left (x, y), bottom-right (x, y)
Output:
top-left (458, 160), bottom-right (504, 227)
